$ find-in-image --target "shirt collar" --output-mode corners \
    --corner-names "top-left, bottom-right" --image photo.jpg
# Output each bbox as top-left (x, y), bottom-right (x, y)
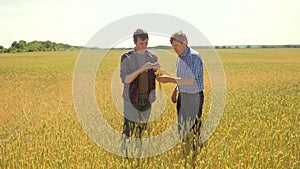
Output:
top-left (179, 47), bottom-right (190, 58)
top-left (133, 48), bottom-right (150, 54)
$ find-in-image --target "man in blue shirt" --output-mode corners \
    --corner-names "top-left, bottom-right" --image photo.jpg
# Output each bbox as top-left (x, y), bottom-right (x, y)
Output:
top-left (156, 31), bottom-right (204, 153)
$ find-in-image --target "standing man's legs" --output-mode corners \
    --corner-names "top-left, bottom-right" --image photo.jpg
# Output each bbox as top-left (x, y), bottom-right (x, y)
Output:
top-left (122, 101), bottom-right (151, 138)
top-left (192, 91), bottom-right (204, 150)
top-left (177, 92), bottom-right (204, 152)
top-left (122, 101), bottom-right (151, 157)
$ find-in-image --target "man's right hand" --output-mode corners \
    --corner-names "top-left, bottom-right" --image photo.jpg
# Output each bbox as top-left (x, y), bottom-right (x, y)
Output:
top-left (125, 62), bottom-right (157, 84)
top-left (141, 62), bottom-right (160, 72)
top-left (141, 62), bottom-right (154, 71)
top-left (171, 88), bottom-right (178, 103)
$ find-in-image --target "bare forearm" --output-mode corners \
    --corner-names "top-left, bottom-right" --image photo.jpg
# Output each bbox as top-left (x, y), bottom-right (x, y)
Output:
top-left (165, 76), bottom-right (178, 84)
top-left (175, 77), bottom-right (195, 85)
top-left (124, 61), bottom-right (160, 84)
top-left (157, 75), bottom-right (194, 85)
top-left (124, 67), bottom-right (144, 84)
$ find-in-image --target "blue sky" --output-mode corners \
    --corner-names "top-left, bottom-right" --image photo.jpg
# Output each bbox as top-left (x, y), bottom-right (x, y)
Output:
top-left (1, 0), bottom-right (299, 48)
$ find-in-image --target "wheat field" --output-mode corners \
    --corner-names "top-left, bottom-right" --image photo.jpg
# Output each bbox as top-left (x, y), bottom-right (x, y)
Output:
top-left (0, 48), bottom-right (299, 168)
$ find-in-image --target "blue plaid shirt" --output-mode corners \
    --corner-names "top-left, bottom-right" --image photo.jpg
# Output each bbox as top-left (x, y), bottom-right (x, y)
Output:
top-left (176, 47), bottom-right (204, 93)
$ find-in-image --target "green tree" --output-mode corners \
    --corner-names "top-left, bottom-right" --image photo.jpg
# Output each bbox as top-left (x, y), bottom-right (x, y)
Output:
top-left (11, 41), bottom-right (18, 48)
top-left (0, 46), bottom-right (4, 53)
top-left (18, 40), bottom-right (27, 50)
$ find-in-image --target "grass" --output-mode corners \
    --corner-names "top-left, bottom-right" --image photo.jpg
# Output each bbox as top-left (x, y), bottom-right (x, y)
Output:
top-left (0, 48), bottom-right (299, 168)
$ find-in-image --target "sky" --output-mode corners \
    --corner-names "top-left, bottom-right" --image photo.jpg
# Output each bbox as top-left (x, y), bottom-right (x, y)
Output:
top-left (1, 0), bottom-right (299, 48)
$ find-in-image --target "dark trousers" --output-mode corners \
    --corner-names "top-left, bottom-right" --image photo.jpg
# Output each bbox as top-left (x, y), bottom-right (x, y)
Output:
top-left (122, 100), bottom-right (151, 158)
top-left (122, 100), bottom-right (151, 138)
top-left (177, 91), bottom-right (204, 149)
top-left (122, 118), bottom-right (148, 138)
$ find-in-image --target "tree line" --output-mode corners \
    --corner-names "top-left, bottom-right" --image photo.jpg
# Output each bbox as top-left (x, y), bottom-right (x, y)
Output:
top-left (215, 45), bottom-right (300, 49)
top-left (1, 40), bottom-right (299, 53)
top-left (0, 40), bottom-right (86, 53)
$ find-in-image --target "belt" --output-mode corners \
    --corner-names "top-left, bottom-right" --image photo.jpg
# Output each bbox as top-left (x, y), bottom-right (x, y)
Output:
top-left (179, 91), bottom-right (203, 94)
